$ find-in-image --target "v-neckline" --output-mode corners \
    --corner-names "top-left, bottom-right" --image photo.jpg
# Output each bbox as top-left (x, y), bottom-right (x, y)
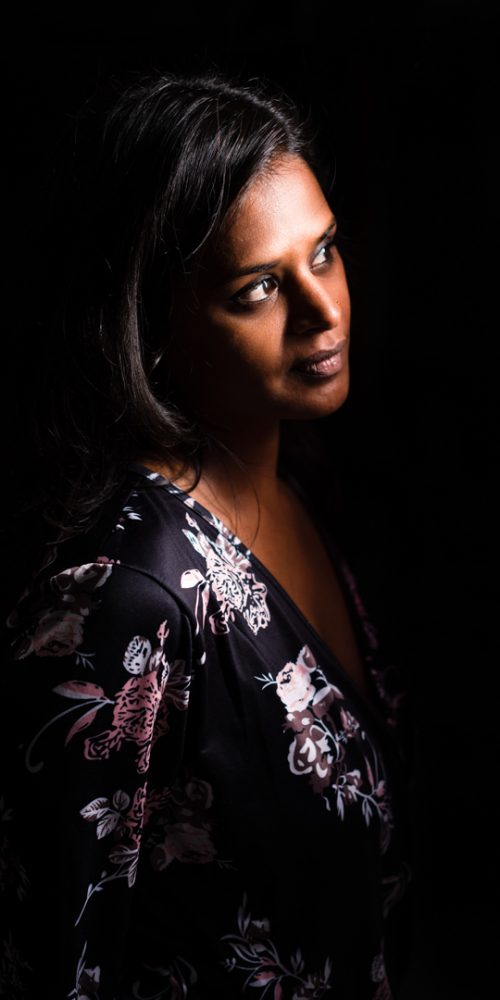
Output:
top-left (129, 462), bottom-right (384, 720)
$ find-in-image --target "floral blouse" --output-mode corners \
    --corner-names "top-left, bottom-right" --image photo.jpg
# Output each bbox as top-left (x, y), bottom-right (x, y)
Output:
top-left (0, 464), bottom-right (411, 999)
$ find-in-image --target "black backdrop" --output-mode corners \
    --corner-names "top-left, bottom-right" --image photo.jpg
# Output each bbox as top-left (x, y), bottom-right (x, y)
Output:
top-left (4, 3), bottom-right (498, 997)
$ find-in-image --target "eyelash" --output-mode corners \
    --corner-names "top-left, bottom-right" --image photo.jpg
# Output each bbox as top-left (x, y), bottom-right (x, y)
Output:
top-left (231, 234), bottom-right (338, 307)
top-left (313, 234), bottom-right (337, 268)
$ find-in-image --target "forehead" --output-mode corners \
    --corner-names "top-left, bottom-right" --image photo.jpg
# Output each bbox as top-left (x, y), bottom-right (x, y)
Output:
top-left (211, 155), bottom-right (332, 272)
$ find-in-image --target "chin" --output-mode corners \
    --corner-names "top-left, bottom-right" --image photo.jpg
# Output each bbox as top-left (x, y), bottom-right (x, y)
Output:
top-left (284, 373), bottom-right (350, 421)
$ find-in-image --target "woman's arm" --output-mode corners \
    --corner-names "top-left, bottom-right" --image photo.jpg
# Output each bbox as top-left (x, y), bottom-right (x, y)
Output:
top-left (0, 557), bottom-right (196, 998)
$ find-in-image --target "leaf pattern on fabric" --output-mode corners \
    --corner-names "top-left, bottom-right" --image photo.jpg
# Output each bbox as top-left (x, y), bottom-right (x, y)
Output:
top-left (68, 941), bottom-right (101, 999)
top-left (76, 784), bottom-right (147, 923)
top-left (114, 493), bottom-right (143, 532)
top-left (221, 893), bottom-right (333, 997)
top-left (181, 513), bottom-right (270, 635)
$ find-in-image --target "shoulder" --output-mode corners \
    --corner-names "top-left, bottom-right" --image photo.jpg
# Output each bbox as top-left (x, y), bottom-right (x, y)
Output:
top-left (86, 468), bottom-right (201, 588)
top-left (43, 467), bottom-right (208, 596)
top-left (3, 471), bottom-right (208, 664)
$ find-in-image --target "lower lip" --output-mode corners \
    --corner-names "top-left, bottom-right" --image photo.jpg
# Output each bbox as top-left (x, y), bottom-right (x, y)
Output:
top-left (292, 349), bottom-right (345, 380)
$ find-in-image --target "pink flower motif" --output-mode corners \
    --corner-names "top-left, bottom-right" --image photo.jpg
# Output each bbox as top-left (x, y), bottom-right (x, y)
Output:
top-left (30, 609), bottom-right (84, 657)
top-left (151, 822), bottom-right (217, 868)
top-left (14, 560), bottom-right (114, 660)
top-left (83, 623), bottom-right (189, 773)
top-left (252, 969), bottom-right (277, 985)
top-left (84, 668), bottom-right (167, 773)
top-left (184, 777), bottom-right (213, 811)
top-left (276, 661), bottom-right (316, 712)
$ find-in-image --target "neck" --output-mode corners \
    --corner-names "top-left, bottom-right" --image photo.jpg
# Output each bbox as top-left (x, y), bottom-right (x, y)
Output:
top-left (194, 421), bottom-right (284, 538)
top-left (205, 419), bottom-right (280, 487)
top-left (141, 420), bottom-right (286, 546)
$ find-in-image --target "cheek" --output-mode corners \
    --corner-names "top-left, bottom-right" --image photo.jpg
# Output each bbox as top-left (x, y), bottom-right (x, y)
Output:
top-left (343, 286), bottom-right (351, 327)
top-left (207, 308), bottom-right (284, 369)
top-left (338, 262), bottom-right (351, 313)
top-left (168, 317), bottom-right (261, 392)
top-left (329, 256), bottom-right (350, 301)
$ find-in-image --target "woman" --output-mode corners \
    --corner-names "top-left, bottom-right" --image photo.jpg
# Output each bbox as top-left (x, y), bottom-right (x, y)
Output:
top-left (0, 71), bottom-right (412, 998)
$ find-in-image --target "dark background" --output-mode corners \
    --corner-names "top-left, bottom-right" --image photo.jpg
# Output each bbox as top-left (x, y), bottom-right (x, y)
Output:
top-left (4, 2), bottom-right (498, 997)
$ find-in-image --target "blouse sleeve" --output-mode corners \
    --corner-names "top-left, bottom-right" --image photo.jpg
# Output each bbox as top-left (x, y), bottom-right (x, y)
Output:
top-left (0, 557), bottom-right (196, 999)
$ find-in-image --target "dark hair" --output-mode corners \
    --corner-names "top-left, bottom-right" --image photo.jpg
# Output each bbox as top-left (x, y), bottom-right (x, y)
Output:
top-left (28, 69), bottom-right (330, 535)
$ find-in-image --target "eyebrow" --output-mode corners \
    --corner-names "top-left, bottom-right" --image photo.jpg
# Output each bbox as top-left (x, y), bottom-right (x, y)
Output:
top-left (220, 217), bottom-right (337, 284)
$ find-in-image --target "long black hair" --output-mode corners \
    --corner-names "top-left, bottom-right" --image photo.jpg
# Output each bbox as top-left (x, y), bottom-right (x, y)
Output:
top-left (24, 69), bottom-right (332, 536)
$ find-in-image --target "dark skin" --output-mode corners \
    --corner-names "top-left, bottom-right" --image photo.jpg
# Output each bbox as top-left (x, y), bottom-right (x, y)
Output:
top-left (143, 155), bottom-right (370, 700)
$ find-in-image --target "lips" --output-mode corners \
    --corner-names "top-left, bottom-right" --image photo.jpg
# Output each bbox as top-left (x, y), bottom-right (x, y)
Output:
top-left (291, 341), bottom-right (347, 378)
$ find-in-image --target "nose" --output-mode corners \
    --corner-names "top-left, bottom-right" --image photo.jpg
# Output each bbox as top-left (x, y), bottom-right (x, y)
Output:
top-left (288, 269), bottom-right (342, 336)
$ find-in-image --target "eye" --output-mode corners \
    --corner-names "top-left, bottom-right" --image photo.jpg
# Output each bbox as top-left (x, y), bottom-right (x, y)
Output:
top-left (312, 235), bottom-right (337, 269)
top-left (232, 276), bottom-right (278, 306)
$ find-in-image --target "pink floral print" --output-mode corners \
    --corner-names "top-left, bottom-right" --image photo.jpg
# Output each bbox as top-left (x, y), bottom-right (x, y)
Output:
top-left (276, 645), bottom-right (343, 714)
top-left (12, 559), bottom-right (114, 660)
top-left (257, 645), bottom-right (393, 844)
top-left (76, 785), bottom-right (147, 924)
top-left (149, 776), bottom-right (219, 870)
top-left (222, 894), bottom-right (333, 997)
top-left (1, 474), bottom-right (410, 997)
top-left (181, 512), bottom-right (270, 635)
top-left (84, 620), bottom-right (183, 774)
top-left (24, 620), bottom-right (190, 775)
top-left (153, 821), bottom-right (216, 868)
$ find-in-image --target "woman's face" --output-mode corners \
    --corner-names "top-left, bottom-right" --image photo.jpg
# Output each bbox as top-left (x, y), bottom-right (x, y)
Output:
top-left (168, 154), bottom-right (351, 434)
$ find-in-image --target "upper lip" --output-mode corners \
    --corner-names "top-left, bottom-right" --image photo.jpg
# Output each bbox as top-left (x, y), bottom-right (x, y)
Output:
top-left (291, 340), bottom-right (347, 370)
